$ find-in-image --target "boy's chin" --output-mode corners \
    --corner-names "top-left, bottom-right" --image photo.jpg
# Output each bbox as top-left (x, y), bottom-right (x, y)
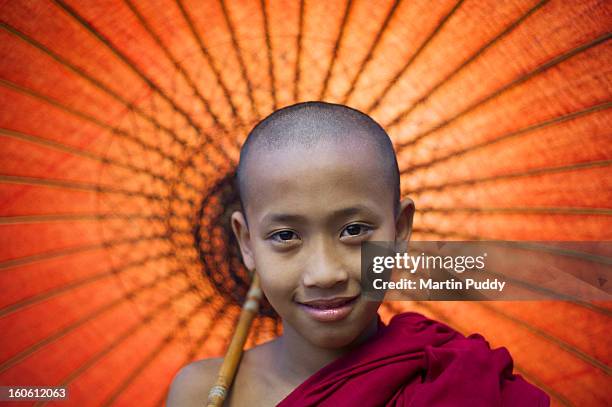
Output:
top-left (288, 302), bottom-right (381, 349)
top-left (301, 325), bottom-right (366, 349)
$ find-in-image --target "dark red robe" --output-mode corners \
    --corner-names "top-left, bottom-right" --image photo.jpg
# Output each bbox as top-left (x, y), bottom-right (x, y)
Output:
top-left (278, 312), bottom-right (549, 406)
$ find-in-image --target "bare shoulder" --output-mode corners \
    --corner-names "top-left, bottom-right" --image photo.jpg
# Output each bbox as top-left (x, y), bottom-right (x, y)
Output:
top-left (166, 357), bottom-right (223, 407)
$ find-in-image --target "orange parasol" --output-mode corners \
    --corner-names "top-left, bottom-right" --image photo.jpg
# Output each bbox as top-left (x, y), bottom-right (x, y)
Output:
top-left (0, 0), bottom-right (610, 406)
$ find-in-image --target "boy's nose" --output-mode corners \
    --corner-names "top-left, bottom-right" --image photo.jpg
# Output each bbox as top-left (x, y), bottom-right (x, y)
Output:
top-left (302, 240), bottom-right (349, 288)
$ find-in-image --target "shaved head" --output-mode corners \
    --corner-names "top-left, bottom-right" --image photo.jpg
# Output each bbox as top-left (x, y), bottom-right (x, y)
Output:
top-left (236, 101), bottom-right (400, 221)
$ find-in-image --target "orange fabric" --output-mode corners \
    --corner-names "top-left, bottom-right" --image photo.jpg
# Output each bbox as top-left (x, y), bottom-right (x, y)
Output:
top-left (0, 0), bottom-right (610, 405)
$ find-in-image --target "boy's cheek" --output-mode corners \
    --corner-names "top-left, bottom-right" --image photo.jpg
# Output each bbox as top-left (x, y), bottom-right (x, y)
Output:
top-left (372, 223), bottom-right (399, 241)
top-left (255, 263), bottom-right (298, 303)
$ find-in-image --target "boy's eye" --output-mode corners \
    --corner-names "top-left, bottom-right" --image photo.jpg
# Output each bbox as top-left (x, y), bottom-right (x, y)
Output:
top-left (270, 230), bottom-right (299, 242)
top-left (340, 224), bottom-right (372, 238)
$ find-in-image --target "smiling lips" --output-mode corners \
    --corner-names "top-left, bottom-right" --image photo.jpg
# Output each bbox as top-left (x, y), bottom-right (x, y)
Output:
top-left (297, 295), bottom-right (360, 322)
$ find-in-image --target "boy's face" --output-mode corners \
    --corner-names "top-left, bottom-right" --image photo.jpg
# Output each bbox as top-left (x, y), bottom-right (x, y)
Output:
top-left (232, 140), bottom-right (414, 348)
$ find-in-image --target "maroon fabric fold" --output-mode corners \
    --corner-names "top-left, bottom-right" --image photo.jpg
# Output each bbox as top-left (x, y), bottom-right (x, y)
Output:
top-left (277, 312), bottom-right (549, 406)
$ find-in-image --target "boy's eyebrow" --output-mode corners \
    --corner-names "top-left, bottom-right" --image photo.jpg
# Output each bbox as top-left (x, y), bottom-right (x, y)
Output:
top-left (331, 205), bottom-right (379, 219)
top-left (260, 213), bottom-right (307, 225)
top-left (260, 205), bottom-right (380, 225)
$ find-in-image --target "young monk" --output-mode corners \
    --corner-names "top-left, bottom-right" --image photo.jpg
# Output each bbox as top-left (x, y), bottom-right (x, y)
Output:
top-left (167, 101), bottom-right (549, 406)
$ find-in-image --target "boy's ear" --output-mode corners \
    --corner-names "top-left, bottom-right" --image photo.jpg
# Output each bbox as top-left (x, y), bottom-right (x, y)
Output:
top-left (231, 211), bottom-right (255, 271)
top-left (395, 198), bottom-right (415, 242)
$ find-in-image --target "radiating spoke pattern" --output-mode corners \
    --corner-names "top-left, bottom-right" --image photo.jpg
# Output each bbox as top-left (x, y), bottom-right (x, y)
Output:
top-left (0, 0), bottom-right (610, 405)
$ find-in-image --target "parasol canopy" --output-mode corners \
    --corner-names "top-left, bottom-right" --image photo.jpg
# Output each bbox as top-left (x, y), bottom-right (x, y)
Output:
top-left (0, 0), bottom-right (611, 406)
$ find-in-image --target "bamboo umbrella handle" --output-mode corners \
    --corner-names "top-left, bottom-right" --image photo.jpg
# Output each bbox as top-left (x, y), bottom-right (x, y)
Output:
top-left (206, 273), bottom-right (262, 407)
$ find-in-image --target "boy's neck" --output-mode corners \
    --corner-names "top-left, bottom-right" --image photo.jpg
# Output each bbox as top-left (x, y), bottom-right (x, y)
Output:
top-left (271, 315), bottom-right (380, 385)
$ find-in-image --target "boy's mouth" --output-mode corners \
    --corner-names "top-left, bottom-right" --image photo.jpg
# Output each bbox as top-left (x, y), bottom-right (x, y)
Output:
top-left (295, 295), bottom-right (360, 322)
